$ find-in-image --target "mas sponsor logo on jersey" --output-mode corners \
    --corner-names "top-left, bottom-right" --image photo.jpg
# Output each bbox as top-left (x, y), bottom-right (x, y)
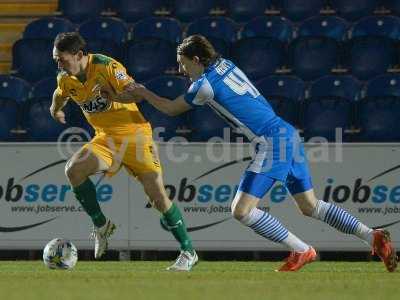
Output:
top-left (80, 95), bottom-right (111, 113)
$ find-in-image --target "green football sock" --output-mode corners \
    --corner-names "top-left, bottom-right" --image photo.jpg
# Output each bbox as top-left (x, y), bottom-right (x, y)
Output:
top-left (163, 203), bottom-right (193, 253)
top-left (72, 178), bottom-right (106, 228)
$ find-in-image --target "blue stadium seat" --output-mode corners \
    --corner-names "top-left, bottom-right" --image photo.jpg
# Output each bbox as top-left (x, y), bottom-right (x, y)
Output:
top-left (25, 98), bottom-right (68, 141)
top-left (115, 0), bottom-right (167, 23)
top-left (206, 37), bottom-right (230, 57)
top-left (256, 75), bottom-right (304, 125)
top-left (306, 75), bottom-right (362, 141)
top-left (12, 39), bottom-right (56, 83)
top-left (140, 75), bottom-right (189, 140)
top-left (145, 75), bottom-right (189, 99)
top-left (345, 36), bottom-right (397, 81)
top-left (241, 16), bottom-right (294, 43)
top-left (132, 17), bottom-right (182, 44)
top-left (256, 75), bottom-right (305, 101)
top-left (310, 75), bottom-right (362, 101)
top-left (266, 97), bottom-right (299, 126)
top-left (186, 17), bottom-right (238, 44)
top-left (386, 0), bottom-right (400, 15)
top-left (63, 101), bottom-right (93, 138)
top-left (289, 37), bottom-right (339, 81)
top-left (86, 39), bottom-right (122, 60)
top-left (0, 75), bottom-right (31, 103)
top-left (23, 17), bottom-right (75, 39)
top-left (172, 0), bottom-right (214, 22)
top-left (357, 97), bottom-right (400, 141)
top-left (346, 16), bottom-right (400, 81)
top-left (303, 98), bottom-right (353, 141)
top-left (351, 16), bottom-right (400, 41)
top-left (271, 0), bottom-right (282, 9)
top-left (214, 0), bottom-right (228, 10)
top-left (79, 17), bottom-right (129, 46)
top-left (21, 96), bottom-right (91, 139)
top-left (330, 0), bottom-right (379, 21)
top-left (281, 0), bottom-right (324, 22)
top-left (227, 0), bottom-right (270, 22)
top-left (0, 99), bottom-right (18, 141)
top-left (187, 106), bottom-right (231, 141)
top-left (31, 77), bottom-right (57, 99)
top-left (59, 0), bottom-right (105, 23)
top-left (104, 0), bottom-right (116, 10)
top-left (299, 16), bottom-right (349, 41)
top-left (365, 74), bottom-right (400, 98)
top-left (231, 37), bottom-right (285, 81)
top-left (125, 38), bottom-right (176, 82)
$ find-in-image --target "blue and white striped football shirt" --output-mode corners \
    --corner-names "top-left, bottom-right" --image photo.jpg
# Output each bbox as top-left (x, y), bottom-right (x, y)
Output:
top-left (184, 58), bottom-right (282, 140)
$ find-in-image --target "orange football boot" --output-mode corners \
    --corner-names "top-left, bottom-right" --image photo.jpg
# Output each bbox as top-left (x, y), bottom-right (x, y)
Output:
top-left (372, 229), bottom-right (398, 272)
top-left (277, 247), bottom-right (317, 272)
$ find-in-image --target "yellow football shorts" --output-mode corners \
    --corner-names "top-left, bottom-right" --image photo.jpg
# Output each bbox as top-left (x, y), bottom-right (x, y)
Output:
top-left (82, 125), bottom-right (162, 177)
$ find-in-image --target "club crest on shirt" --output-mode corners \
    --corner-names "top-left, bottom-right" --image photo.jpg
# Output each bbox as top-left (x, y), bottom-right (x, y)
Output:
top-left (115, 70), bottom-right (127, 80)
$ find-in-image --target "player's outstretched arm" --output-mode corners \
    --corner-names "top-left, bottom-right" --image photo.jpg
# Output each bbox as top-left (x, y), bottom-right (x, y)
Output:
top-left (100, 81), bottom-right (191, 116)
top-left (95, 82), bottom-right (143, 104)
top-left (133, 85), bottom-right (191, 116)
top-left (50, 89), bottom-right (69, 124)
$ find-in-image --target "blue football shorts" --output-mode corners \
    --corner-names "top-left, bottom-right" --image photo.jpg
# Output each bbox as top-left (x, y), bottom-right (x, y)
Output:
top-left (238, 120), bottom-right (313, 198)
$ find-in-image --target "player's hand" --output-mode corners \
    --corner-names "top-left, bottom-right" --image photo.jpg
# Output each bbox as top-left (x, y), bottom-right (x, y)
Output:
top-left (51, 110), bottom-right (66, 124)
top-left (126, 82), bottom-right (147, 103)
top-left (92, 83), bottom-right (116, 100)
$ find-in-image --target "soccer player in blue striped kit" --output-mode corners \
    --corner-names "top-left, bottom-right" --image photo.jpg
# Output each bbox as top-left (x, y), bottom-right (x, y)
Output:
top-left (109, 35), bottom-right (397, 272)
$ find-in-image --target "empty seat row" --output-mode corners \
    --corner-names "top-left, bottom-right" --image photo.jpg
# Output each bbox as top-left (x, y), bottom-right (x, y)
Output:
top-left (0, 97), bottom-right (90, 142)
top-left (2, 73), bottom-right (400, 105)
top-left (1, 74), bottom-right (400, 142)
top-left (12, 37), bottom-right (175, 82)
top-left (12, 34), bottom-right (399, 83)
top-left (16, 14), bottom-right (400, 82)
top-left (58, 0), bottom-right (400, 23)
top-left (2, 95), bottom-right (398, 142)
top-left (23, 15), bottom-right (400, 45)
top-left (301, 96), bottom-right (400, 142)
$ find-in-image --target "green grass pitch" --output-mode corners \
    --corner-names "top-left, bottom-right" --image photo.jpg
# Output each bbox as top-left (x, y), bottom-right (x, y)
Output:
top-left (0, 261), bottom-right (398, 300)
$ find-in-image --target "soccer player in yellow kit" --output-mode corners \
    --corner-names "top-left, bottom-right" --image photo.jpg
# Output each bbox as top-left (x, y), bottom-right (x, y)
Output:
top-left (50, 32), bottom-right (198, 270)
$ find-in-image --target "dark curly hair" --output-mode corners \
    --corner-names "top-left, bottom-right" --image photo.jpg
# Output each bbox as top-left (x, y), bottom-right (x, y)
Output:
top-left (54, 32), bottom-right (88, 55)
top-left (177, 35), bottom-right (220, 67)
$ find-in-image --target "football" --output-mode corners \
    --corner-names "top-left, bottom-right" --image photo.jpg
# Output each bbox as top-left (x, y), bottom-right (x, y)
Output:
top-left (43, 238), bottom-right (78, 270)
